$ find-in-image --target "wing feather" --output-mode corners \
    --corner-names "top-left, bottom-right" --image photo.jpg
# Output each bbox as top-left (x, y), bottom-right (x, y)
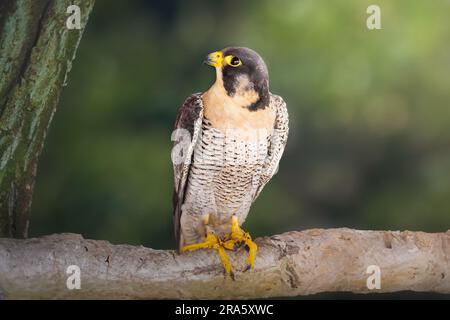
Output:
top-left (253, 94), bottom-right (289, 200)
top-left (171, 93), bottom-right (203, 251)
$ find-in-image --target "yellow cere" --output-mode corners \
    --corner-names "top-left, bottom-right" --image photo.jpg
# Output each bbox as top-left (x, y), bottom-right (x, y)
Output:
top-left (207, 51), bottom-right (224, 68)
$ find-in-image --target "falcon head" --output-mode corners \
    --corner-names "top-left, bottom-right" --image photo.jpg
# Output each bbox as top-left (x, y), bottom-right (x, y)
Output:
top-left (204, 47), bottom-right (270, 111)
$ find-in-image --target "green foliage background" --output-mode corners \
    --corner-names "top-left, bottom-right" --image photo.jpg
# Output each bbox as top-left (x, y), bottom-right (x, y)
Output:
top-left (31, 0), bottom-right (450, 251)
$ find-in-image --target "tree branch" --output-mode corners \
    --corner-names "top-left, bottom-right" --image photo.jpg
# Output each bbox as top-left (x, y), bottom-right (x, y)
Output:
top-left (0, 228), bottom-right (449, 299)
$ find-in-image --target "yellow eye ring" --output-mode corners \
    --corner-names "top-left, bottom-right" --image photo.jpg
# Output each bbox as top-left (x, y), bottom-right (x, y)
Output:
top-left (225, 55), bottom-right (242, 67)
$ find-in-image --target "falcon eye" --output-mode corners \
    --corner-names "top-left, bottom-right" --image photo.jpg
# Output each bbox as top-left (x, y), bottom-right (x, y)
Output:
top-left (230, 57), bottom-right (241, 66)
top-left (225, 55), bottom-right (242, 67)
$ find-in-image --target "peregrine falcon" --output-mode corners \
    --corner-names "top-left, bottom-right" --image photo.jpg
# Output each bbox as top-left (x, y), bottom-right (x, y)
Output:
top-left (172, 47), bottom-right (289, 277)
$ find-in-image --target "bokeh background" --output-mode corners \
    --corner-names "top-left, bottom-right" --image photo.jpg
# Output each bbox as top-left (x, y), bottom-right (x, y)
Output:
top-left (31, 0), bottom-right (450, 259)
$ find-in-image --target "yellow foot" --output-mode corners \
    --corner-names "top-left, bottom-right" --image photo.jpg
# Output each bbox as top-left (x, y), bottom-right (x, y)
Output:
top-left (181, 233), bottom-right (234, 278)
top-left (223, 216), bottom-right (258, 271)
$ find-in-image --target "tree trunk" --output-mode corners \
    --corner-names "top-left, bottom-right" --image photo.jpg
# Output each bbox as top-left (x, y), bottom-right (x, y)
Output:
top-left (0, 228), bottom-right (449, 299)
top-left (0, 0), bottom-right (95, 238)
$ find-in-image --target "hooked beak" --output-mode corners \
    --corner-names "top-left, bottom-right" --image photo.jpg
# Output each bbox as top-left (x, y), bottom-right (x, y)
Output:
top-left (203, 51), bottom-right (224, 67)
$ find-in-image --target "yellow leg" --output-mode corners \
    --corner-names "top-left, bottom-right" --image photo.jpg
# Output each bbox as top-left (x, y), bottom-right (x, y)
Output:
top-left (245, 236), bottom-right (257, 270)
top-left (181, 233), bottom-right (234, 278)
top-left (223, 216), bottom-right (258, 271)
top-left (217, 244), bottom-right (233, 278)
top-left (181, 233), bottom-right (218, 252)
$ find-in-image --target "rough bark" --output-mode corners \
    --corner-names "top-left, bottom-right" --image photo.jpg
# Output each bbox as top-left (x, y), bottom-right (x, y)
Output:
top-left (0, 0), bottom-right (95, 238)
top-left (0, 228), bottom-right (449, 299)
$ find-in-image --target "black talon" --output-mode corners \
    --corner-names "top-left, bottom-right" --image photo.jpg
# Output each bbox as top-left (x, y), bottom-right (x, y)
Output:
top-left (233, 241), bottom-right (245, 250)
